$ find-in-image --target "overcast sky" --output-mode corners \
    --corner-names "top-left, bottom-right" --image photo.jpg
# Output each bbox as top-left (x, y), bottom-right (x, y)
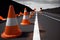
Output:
top-left (13, 0), bottom-right (60, 4)
top-left (13, 0), bottom-right (60, 11)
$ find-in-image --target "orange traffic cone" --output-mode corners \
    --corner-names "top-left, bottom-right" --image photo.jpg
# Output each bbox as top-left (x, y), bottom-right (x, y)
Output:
top-left (20, 8), bottom-right (31, 25)
top-left (29, 8), bottom-right (36, 19)
top-left (0, 16), bottom-right (6, 21)
top-left (18, 12), bottom-right (23, 16)
top-left (29, 11), bottom-right (32, 18)
top-left (29, 11), bottom-right (34, 18)
top-left (1, 5), bottom-right (22, 38)
top-left (15, 14), bottom-right (19, 17)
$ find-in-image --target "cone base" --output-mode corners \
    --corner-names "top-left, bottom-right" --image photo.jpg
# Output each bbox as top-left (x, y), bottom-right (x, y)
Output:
top-left (1, 32), bottom-right (22, 39)
top-left (1, 25), bottom-right (22, 38)
top-left (20, 20), bottom-right (31, 25)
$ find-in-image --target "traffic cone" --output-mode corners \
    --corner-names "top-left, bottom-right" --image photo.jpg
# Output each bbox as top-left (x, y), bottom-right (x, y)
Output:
top-left (29, 11), bottom-right (32, 18)
top-left (1, 5), bottom-right (22, 38)
top-left (18, 12), bottom-right (23, 16)
top-left (15, 14), bottom-right (19, 17)
top-left (0, 16), bottom-right (6, 21)
top-left (20, 8), bottom-right (31, 25)
top-left (29, 8), bottom-right (36, 19)
top-left (40, 7), bottom-right (43, 14)
top-left (40, 7), bottom-right (42, 12)
top-left (29, 11), bottom-right (34, 18)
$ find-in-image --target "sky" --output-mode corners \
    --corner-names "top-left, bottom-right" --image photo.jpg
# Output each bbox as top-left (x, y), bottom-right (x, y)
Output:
top-left (13, 0), bottom-right (60, 4)
top-left (13, 0), bottom-right (60, 11)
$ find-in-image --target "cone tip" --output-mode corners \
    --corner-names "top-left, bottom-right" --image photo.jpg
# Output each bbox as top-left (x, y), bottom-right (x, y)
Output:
top-left (8, 5), bottom-right (16, 18)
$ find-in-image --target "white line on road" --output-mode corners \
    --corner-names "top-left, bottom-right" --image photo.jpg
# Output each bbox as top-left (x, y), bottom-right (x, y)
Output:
top-left (33, 12), bottom-right (41, 40)
top-left (42, 14), bottom-right (60, 22)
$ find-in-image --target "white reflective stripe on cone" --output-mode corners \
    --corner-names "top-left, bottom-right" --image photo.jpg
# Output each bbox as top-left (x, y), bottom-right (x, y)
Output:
top-left (6, 18), bottom-right (18, 26)
top-left (23, 15), bottom-right (28, 19)
top-left (33, 12), bottom-right (41, 40)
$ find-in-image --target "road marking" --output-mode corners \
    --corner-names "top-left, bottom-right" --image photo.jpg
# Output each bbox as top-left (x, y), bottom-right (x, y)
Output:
top-left (33, 12), bottom-right (41, 40)
top-left (42, 14), bottom-right (60, 21)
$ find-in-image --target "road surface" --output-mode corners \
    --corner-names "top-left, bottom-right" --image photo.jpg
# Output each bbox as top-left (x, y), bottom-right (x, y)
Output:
top-left (0, 11), bottom-right (60, 40)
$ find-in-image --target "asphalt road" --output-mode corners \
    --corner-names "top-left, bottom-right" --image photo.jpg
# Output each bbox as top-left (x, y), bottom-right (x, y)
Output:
top-left (0, 11), bottom-right (60, 40)
top-left (38, 11), bottom-right (60, 40)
